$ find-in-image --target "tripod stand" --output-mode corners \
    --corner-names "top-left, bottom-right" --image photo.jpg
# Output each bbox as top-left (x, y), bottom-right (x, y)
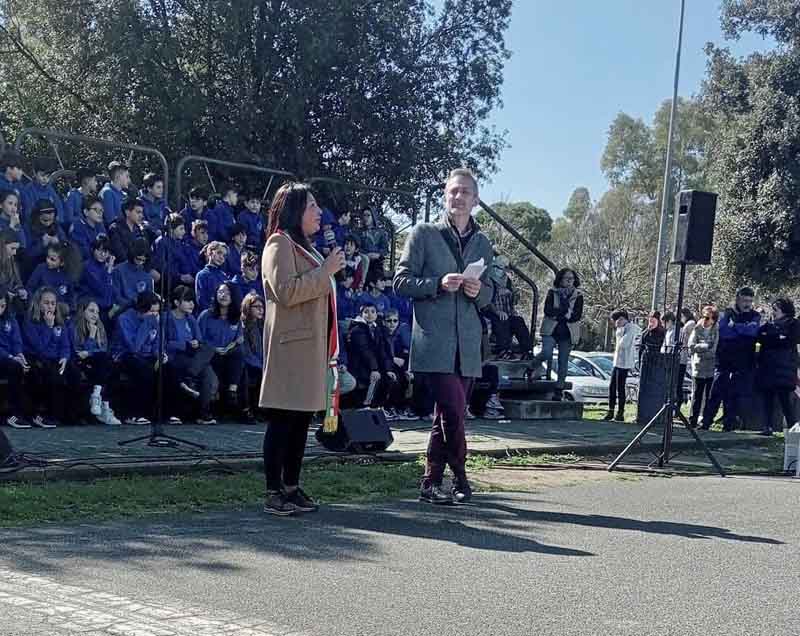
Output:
top-left (608, 262), bottom-right (725, 476)
top-left (119, 224), bottom-right (206, 450)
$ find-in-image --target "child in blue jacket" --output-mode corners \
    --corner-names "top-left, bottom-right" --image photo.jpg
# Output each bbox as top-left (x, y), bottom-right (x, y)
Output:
top-left (209, 184), bottom-right (238, 242)
top-left (195, 241), bottom-right (229, 313)
top-left (237, 192), bottom-right (264, 249)
top-left (112, 238), bottom-right (154, 314)
top-left (153, 213), bottom-right (196, 290)
top-left (22, 286), bottom-right (79, 428)
top-left (21, 161), bottom-right (66, 227)
top-left (0, 287), bottom-right (30, 428)
top-left (225, 223), bottom-right (247, 277)
top-left (240, 291), bottom-right (264, 419)
top-left (77, 235), bottom-right (116, 322)
top-left (27, 244), bottom-right (74, 313)
top-left (230, 250), bottom-right (263, 306)
top-left (64, 168), bottom-right (98, 234)
top-left (69, 194), bottom-right (107, 261)
top-left (198, 282), bottom-right (244, 410)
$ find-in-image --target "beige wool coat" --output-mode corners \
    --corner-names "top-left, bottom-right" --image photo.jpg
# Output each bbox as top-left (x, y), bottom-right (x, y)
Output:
top-left (259, 232), bottom-right (333, 412)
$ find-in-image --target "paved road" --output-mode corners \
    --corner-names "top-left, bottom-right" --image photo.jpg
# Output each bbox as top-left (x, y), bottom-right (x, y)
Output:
top-left (0, 475), bottom-right (797, 636)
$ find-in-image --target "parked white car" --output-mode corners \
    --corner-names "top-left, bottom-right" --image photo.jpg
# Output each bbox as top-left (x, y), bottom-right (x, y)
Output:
top-left (552, 357), bottom-right (610, 404)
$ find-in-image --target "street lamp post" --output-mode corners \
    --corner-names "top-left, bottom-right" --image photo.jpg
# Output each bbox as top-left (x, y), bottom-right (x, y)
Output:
top-left (652, 0), bottom-right (686, 311)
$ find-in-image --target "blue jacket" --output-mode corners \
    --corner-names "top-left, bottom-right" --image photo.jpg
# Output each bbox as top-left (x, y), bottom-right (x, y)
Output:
top-left (224, 243), bottom-right (244, 277)
top-left (77, 259), bottom-right (114, 310)
top-left (388, 291), bottom-right (413, 325)
top-left (230, 273), bottom-right (263, 306)
top-left (195, 264), bottom-right (228, 313)
top-left (242, 323), bottom-right (263, 369)
top-left (0, 216), bottom-right (26, 249)
top-left (166, 312), bottom-right (202, 355)
top-left (357, 291), bottom-right (391, 315)
top-left (27, 264), bottom-right (74, 309)
top-left (70, 217), bottom-right (106, 261)
top-left (198, 309), bottom-right (241, 349)
top-left (180, 205), bottom-right (213, 237)
top-left (336, 285), bottom-right (359, 321)
top-left (111, 309), bottom-right (160, 358)
top-left (71, 324), bottom-right (108, 355)
top-left (209, 201), bottom-right (236, 242)
top-left (22, 319), bottom-right (71, 361)
top-left (0, 315), bottom-right (23, 358)
top-left (139, 192), bottom-right (169, 229)
top-left (153, 235), bottom-right (195, 280)
top-left (99, 182), bottom-right (126, 225)
top-left (112, 262), bottom-right (153, 310)
top-left (717, 307), bottom-right (761, 369)
top-left (237, 209), bottom-right (264, 249)
top-left (390, 323), bottom-right (412, 360)
top-left (22, 182), bottom-right (66, 227)
top-left (183, 238), bottom-right (205, 277)
top-left (63, 189), bottom-right (86, 232)
top-left (25, 225), bottom-right (67, 265)
top-left (0, 175), bottom-right (22, 198)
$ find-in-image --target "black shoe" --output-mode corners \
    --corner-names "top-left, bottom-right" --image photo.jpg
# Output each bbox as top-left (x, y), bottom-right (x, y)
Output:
top-left (420, 483), bottom-right (453, 505)
top-left (263, 491), bottom-right (297, 516)
top-left (285, 487), bottom-right (318, 513)
top-left (451, 476), bottom-right (473, 504)
top-left (613, 412), bottom-right (625, 422)
top-left (602, 411), bottom-right (614, 421)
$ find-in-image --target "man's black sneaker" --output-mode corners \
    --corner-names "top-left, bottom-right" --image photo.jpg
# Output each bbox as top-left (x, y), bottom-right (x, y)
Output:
top-left (285, 488), bottom-right (318, 513)
top-left (419, 484), bottom-right (453, 505)
top-left (451, 477), bottom-right (473, 504)
top-left (602, 411), bottom-right (614, 421)
top-left (263, 491), bottom-right (297, 516)
top-left (613, 413), bottom-right (626, 423)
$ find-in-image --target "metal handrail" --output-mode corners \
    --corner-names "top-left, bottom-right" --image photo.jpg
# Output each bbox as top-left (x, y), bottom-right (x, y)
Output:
top-left (14, 128), bottom-right (170, 201)
top-left (174, 155), bottom-right (297, 210)
top-left (504, 259), bottom-right (540, 349)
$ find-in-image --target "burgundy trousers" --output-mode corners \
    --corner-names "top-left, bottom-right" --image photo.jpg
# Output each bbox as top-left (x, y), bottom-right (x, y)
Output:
top-left (423, 373), bottom-right (474, 486)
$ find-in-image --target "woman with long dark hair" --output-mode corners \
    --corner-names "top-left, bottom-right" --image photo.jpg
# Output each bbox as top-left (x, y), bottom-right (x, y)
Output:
top-left (260, 183), bottom-right (345, 516)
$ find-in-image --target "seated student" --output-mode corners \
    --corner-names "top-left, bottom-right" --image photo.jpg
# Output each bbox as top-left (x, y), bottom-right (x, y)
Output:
top-left (25, 200), bottom-right (66, 274)
top-left (180, 187), bottom-right (210, 237)
top-left (21, 160), bottom-right (66, 227)
top-left (0, 228), bottom-right (29, 314)
top-left (240, 291), bottom-right (265, 418)
top-left (99, 161), bottom-right (130, 226)
top-left (0, 151), bottom-right (24, 198)
top-left (358, 276), bottom-right (391, 316)
top-left (230, 250), bottom-right (263, 305)
top-left (0, 286), bottom-right (30, 428)
top-left (0, 190), bottom-right (26, 250)
top-left (110, 291), bottom-right (173, 425)
top-left (384, 308), bottom-right (416, 420)
top-left (112, 238), bottom-right (154, 315)
top-left (77, 235), bottom-right (116, 324)
top-left (22, 286), bottom-right (80, 428)
top-left (195, 241), bottom-right (229, 313)
top-left (185, 218), bottom-right (209, 278)
top-left (139, 172), bottom-right (170, 233)
top-left (198, 282), bottom-right (245, 412)
top-left (225, 223), bottom-right (247, 277)
top-left (209, 183), bottom-right (238, 242)
top-left (153, 213), bottom-right (195, 290)
top-left (166, 285), bottom-right (217, 425)
top-left (108, 198), bottom-right (148, 264)
top-left (69, 194), bottom-right (106, 261)
top-left (237, 191), bottom-right (264, 249)
top-left (487, 257), bottom-right (533, 360)
top-left (64, 168), bottom-right (98, 234)
top-left (27, 243), bottom-right (74, 313)
top-left (343, 234), bottom-right (366, 292)
top-left (336, 267), bottom-right (359, 328)
top-left (71, 298), bottom-right (121, 426)
top-left (347, 302), bottom-right (404, 419)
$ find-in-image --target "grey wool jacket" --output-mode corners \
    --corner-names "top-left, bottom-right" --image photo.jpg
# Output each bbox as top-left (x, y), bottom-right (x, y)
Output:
top-left (393, 219), bottom-right (494, 378)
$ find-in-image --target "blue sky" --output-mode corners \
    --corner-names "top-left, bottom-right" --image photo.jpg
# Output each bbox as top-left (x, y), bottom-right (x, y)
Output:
top-left (480, 1), bottom-right (774, 216)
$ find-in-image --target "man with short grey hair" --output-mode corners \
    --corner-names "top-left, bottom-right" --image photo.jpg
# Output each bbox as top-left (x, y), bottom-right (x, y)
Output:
top-left (394, 168), bottom-right (494, 504)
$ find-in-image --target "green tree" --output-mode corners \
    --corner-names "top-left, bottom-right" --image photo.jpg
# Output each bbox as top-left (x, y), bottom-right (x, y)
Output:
top-left (564, 187), bottom-right (591, 223)
top-left (477, 200), bottom-right (552, 267)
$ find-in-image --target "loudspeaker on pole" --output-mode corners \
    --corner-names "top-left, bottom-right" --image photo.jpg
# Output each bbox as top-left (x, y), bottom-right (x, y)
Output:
top-left (671, 190), bottom-right (718, 265)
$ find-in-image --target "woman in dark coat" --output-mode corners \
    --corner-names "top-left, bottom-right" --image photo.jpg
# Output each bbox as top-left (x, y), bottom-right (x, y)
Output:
top-left (756, 297), bottom-right (800, 435)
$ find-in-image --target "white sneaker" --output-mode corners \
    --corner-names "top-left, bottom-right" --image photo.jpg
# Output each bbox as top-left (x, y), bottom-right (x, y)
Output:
top-left (90, 392), bottom-right (103, 417)
top-left (486, 395), bottom-right (504, 411)
top-left (100, 402), bottom-right (121, 426)
top-left (465, 408), bottom-right (476, 420)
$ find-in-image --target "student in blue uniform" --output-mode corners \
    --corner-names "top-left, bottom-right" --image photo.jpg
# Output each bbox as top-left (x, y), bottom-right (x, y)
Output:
top-left (185, 219), bottom-right (209, 279)
top-left (153, 213), bottom-right (195, 291)
top-left (139, 173), bottom-right (170, 232)
top-left (25, 201), bottom-right (66, 273)
top-left (0, 152), bottom-right (24, 198)
top-left (99, 161), bottom-right (130, 225)
top-left (0, 229), bottom-right (28, 315)
top-left (230, 250), bottom-right (263, 305)
top-left (225, 223), bottom-right (247, 277)
top-left (0, 191), bottom-right (26, 251)
top-left (0, 286), bottom-right (30, 429)
top-left (240, 291), bottom-right (265, 419)
top-left (27, 243), bottom-right (74, 312)
top-left (112, 238), bottom-right (154, 314)
top-left (64, 168), bottom-right (98, 233)
top-left (71, 297), bottom-right (121, 426)
top-left (69, 194), bottom-right (106, 260)
top-left (237, 191), bottom-right (264, 249)
top-left (336, 267), bottom-right (359, 325)
top-left (166, 285), bottom-right (217, 424)
top-left (22, 286), bottom-right (80, 428)
top-left (180, 187), bottom-right (210, 236)
top-left (108, 198), bottom-right (149, 264)
top-left (358, 276), bottom-right (391, 316)
top-left (209, 183), bottom-right (238, 242)
top-left (77, 235), bottom-right (116, 326)
top-left (195, 241), bottom-right (229, 313)
top-left (21, 160), bottom-right (66, 227)
top-left (198, 282), bottom-right (244, 412)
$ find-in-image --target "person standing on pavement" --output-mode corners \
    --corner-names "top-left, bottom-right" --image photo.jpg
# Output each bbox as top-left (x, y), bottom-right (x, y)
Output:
top-left (394, 168), bottom-right (494, 505)
top-left (259, 183), bottom-right (345, 516)
top-left (702, 288), bottom-right (761, 431)
top-left (604, 309), bottom-right (641, 423)
top-left (687, 305), bottom-right (719, 429)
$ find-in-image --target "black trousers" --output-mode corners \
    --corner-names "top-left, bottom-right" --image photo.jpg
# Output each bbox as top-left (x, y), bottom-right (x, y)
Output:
top-left (491, 315), bottom-right (532, 353)
top-left (761, 389), bottom-right (795, 433)
top-left (691, 377), bottom-right (713, 425)
top-left (0, 357), bottom-right (25, 414)
top-left (172, 347), bottom-right (218, 415)
top-left (27, 357), bottom-right (80, 420)
top-left (607, 367), bottom-right (629, 415)
top-left (212, 350), bottom-right (245, 390)
top-left (75, 351), bottom-right (115, 387)
top-left (470, 364), bottom-right (499, 416)
top-left (262, 409), bottom-right (313, 492)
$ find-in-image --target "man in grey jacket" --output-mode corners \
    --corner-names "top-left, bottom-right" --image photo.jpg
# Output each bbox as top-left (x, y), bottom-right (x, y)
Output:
top-left (394, 168), bottom-right (494, 505)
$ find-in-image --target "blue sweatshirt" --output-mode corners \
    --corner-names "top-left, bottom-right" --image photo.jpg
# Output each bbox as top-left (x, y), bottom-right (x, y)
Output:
top-left (241, 323), bottom-right (263, 369)
top-left (388, 291), bottom-right (413, 325)
top-left (0, 215), bottom-right (26, 249)
top-left (139, 192), bottom-right (169, 229)
top-left (0, 175), bottom-right (22, 198)
top-left (21, 182), bottom-right (66, 227)
top-left (183, 238), bottom-right (205, 277)
top-left (63, 189), bottom-right (86, 232)
top-left (717, 307), bottom-right (761, 368)
top-left (27, 264), bottom-right (74, 309)
top-left (0, 315), bottom-right (23, 358)
top-left (195, 264), bottom-right (228, 313)
top-left (71, 324), bottom-right (108, 355)
top-left (198, 309), bottom-right (241, 349)
top-left (22, 319), bottom-right (71, 361)
top-left (209, 201), bottom-right (236, 242)
top-left (166, 312), bottom-right (202, 355)
top-left (111, 309), bottom-right (160, 358)
top-left (112, 262), bottom-right (153, 310)
top-left (357, 291), bottom-right (391, 315)
top-left (100, 182), bottom-right (126, 225)
top-left (336, 285), bottom-right (359, 321)
top-left (77, 259), bottom-right (114, 310)
top-left (70, 217), bottom-right (106, 260)
top-left (25, 225), bottom-right (67, 265)
top-left (180, 205), bottom-right (210, 237)
top-left (153, 235), bottom-right (195, 280)
top-left (230, 273), bottom-right (263, 305)
top-left (237, 209), bottom-right (264, 249)
top-left (225, 243), bottom-right (244, 277)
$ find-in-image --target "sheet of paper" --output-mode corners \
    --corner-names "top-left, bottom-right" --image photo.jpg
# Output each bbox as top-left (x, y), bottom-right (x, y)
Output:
top-left (462, 258), bottom-right (485, 280)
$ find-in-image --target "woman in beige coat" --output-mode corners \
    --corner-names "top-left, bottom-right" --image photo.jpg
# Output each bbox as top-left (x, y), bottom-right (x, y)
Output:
top-left (260, 183), bottom-right (345, 516)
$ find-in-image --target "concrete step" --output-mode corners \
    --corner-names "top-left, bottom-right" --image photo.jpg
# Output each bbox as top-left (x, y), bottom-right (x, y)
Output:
top-left (501, 399), bottom-right (584, 421)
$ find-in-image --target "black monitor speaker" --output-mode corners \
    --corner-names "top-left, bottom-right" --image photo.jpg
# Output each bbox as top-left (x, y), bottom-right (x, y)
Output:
top-left (315, 409), bottom-right (394, 453)
top-left (671, 190), bottom-right (718, 265)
